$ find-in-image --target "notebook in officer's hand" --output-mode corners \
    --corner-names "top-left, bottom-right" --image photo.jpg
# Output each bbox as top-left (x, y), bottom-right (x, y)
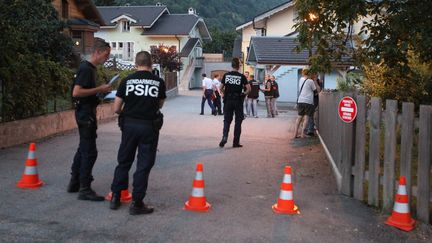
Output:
top-left (107, 73), bottom-right (120, 86)
top-left (99, 74), bottom-right (120, 100)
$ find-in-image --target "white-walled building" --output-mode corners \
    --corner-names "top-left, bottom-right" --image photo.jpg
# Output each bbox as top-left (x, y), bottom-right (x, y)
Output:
top-left (95, 5), bottom-right (211, 89)
top-left (235, 1), bottom-right (361, 102)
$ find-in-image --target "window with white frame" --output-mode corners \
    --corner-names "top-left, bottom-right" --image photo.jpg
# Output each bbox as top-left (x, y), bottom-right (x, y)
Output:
top-left (111, 42), bottom-right (117, 49)
top-left (122, 21), bottom-right (130, 32)
top-left (118, 42), bottom-right (123, 49)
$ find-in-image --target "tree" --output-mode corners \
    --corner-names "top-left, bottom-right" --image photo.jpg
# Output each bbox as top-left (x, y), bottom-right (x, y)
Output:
top-left (150, 45), bottom-right (182, 72)
top-left (203, 27), bottom-right (238, 56)
top-left (294, 0), bottom-right (432, 72)
top-left (0, 0), bottom-right (74, 121)
top-left (294, 0), bottom-right (432, 106)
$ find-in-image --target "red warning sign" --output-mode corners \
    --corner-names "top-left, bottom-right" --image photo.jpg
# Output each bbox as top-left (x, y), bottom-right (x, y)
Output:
top-left (338, 96), bottom-right (357, 123)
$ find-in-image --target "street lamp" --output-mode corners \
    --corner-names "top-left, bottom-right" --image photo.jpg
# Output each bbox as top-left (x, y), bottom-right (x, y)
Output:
top-left (308, 13), bottom-right (318, 22)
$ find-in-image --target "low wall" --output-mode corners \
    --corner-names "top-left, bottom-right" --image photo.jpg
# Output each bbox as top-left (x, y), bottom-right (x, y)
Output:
top-left (0, 88), bottom-right (178, 149)
top-left (0, 103), bottom-right (116, 149)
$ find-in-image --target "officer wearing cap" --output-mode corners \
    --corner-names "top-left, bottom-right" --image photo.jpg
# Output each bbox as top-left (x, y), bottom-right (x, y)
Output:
top-left (68, 38), bottom-right (112, 201)
top-left (110, 51), bottom-right (166, 215)
top-left (219, 58), bottom-right (251, 148)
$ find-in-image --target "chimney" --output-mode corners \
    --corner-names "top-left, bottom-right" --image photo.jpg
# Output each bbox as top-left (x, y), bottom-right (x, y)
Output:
top-left (188, 7), bottom-right (196, 15)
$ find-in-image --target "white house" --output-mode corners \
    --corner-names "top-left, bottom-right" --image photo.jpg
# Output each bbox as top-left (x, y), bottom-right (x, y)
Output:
top-left (95, 5), bottom-right (211, 89)
top-left (235, 0), bottom-right (362, 102)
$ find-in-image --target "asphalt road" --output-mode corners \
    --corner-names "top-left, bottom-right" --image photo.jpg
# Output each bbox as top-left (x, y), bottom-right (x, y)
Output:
top-left (0, 90), bottom-right (431, 242)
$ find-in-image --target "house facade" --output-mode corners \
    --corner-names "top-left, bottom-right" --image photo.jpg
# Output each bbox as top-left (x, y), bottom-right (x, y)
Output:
top-left (95, 5), bottom-right (211, 89)
top-left (52, 0), bottom-right (105, 58)
top-left (235, 0), bottom-right (364, 102)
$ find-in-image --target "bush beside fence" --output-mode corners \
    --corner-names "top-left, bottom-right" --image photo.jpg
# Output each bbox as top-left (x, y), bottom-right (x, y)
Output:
top-left (318, 91), bottom-right (431, 225)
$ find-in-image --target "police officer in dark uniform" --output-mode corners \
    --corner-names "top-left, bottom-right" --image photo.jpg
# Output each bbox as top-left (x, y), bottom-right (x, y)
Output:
top-left (219, 58), bottom-right (251, 148)
top-left (68, 38), bottom-right (112, 201)
top-left (110, 51), bottom-right (166, 215)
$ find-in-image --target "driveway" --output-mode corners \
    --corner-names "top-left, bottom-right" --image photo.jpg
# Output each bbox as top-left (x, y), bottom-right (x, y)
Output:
top-left (0, 90), bottom-right (430, 242)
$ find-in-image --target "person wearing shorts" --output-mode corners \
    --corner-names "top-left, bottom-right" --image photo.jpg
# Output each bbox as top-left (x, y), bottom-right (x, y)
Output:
top-left (293, 71), bottom-right (320, 138)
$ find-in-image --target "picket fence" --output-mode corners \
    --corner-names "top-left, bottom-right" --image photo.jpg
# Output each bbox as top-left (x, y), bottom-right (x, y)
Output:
top-left (318, 91), bottom-right (431, 224)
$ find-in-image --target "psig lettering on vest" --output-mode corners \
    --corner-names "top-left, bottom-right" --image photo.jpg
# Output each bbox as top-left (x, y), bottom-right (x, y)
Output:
top-left (126, 84), bottom-right (159, 97)
top-left (225, 75), bottom-right (241, 85)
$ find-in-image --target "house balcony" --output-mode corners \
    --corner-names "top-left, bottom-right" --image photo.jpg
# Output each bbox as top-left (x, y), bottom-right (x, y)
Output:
top-left (194, 56), bottom-right (204, 68)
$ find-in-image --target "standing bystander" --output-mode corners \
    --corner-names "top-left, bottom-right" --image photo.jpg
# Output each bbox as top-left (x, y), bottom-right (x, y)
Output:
top-left (261, 74), bottom-right (275, 118)
top-left (212, 74), bottom-right (223, 115)
top-left (200, 73), bottom-right (217, 116)
top-left (246, 74), bottom-right (260, 118)
top-left (271, 75), bottom-right (279, 116)
top-left (293, 70), bottom-right (321, 138)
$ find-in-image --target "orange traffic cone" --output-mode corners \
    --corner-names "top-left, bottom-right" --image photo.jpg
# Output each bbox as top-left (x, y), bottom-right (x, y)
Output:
top-left (105, 189), bottom-right (132, 203)
top-left (17, 143), bottom-right (44, 189)
top-left (184, 163), bottom-right (211, 212)
top-left (385, 176), bottom-right (415, 231)
top-left (272, 166), bottom-right (300, 214)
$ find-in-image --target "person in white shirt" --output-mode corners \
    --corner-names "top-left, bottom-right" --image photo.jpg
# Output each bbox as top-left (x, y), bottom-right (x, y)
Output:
top-left (212, 74), bottom-right (223, 115)
top-left (293, 69), bottom-right (321, 138)
top-left (200, 73), bottom-right (217, 116)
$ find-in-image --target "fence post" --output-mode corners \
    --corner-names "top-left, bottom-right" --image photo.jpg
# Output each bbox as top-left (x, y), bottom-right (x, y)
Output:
top-left (353, 95), bottom-right (366, 201)
top-left (341, 93), bottom-right (355, 196)
top-left (400, 102), bottom-right (414, 202)
top-left (417, 105), bottom-right (431, 223)
top-left (368, 97), bottom-right (381, 207)
top-left (383, 100), bottom-right (397, 212)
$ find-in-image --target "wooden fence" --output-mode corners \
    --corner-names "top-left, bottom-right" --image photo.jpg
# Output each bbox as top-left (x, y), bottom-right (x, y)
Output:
top-left (318, 91), bottom-right (431, 224)
top-left (164, 72), bottom-right (178, 91)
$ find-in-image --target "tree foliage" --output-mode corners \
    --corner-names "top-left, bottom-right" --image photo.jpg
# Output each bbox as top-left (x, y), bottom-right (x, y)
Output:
top-left (294, 0), bottom-right (432, 72)
top-left (294, 0), bottom-right (367, 73)
top-left (0, 0), bottom-right (74, 121)
top-left (202, 27), bottom-right (238, 56)
top-left (295, 0), bottom-right (432, 106)
top-left (362, 52), bottom-right (432, 108)
top-left (150, 45), bottom-right (182, 72)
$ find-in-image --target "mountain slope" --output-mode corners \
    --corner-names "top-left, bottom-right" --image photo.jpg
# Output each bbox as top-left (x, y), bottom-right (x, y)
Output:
top-left (103, 0), bottom-right (287, 30)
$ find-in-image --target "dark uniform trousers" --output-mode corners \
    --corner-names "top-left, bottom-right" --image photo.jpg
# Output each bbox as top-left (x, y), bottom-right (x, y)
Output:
top-left (111, 119), bottom-right (159, 201)
top-left (71, 107), bottom-right (97, 187)
top-left (223, 98), bottom-right (244, 145)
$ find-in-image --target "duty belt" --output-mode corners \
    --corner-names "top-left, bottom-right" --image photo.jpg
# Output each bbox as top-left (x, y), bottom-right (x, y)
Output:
top-left (124, 117), bottom-right (154, 125)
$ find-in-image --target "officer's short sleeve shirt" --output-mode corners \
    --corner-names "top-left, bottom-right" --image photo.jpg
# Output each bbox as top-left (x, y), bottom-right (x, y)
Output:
top-left (221, 71), bottom-right (248, 95)
top-left (117, 70), bottom-right (166, 120)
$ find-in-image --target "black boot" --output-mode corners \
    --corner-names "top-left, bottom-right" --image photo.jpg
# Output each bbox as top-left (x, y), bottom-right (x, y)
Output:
top-left (233, 143), bottom-right (243, 148)
top-left (219, 136), bottom-right (228, 148)
top-left (110, 192), bottom-right (121, 210)
top-left (129, 200), bottom-right (154, 215)
top-left (78, 187), bottom-right (105, 201)
top-left (67, 176), bottom-right (80, 193)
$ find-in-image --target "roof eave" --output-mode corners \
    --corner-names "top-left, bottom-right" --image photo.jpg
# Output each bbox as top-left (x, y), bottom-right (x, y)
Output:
top-left (235, 20), bottom-right (253, 31)
top-left (190, 19), bottom-right (212, 41)
top-left (253, 1), bottom-right (294, 23)
top-left (148, 7), bottom-right (170, 28)
top-left (76, 0), bottom-right (106, 26)
top-left (110, 14), bottom-right (138, 24)
top-left (141, 34), bottom-right (189, 37)
top-left (236, 1), bottom-right (294, 31)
